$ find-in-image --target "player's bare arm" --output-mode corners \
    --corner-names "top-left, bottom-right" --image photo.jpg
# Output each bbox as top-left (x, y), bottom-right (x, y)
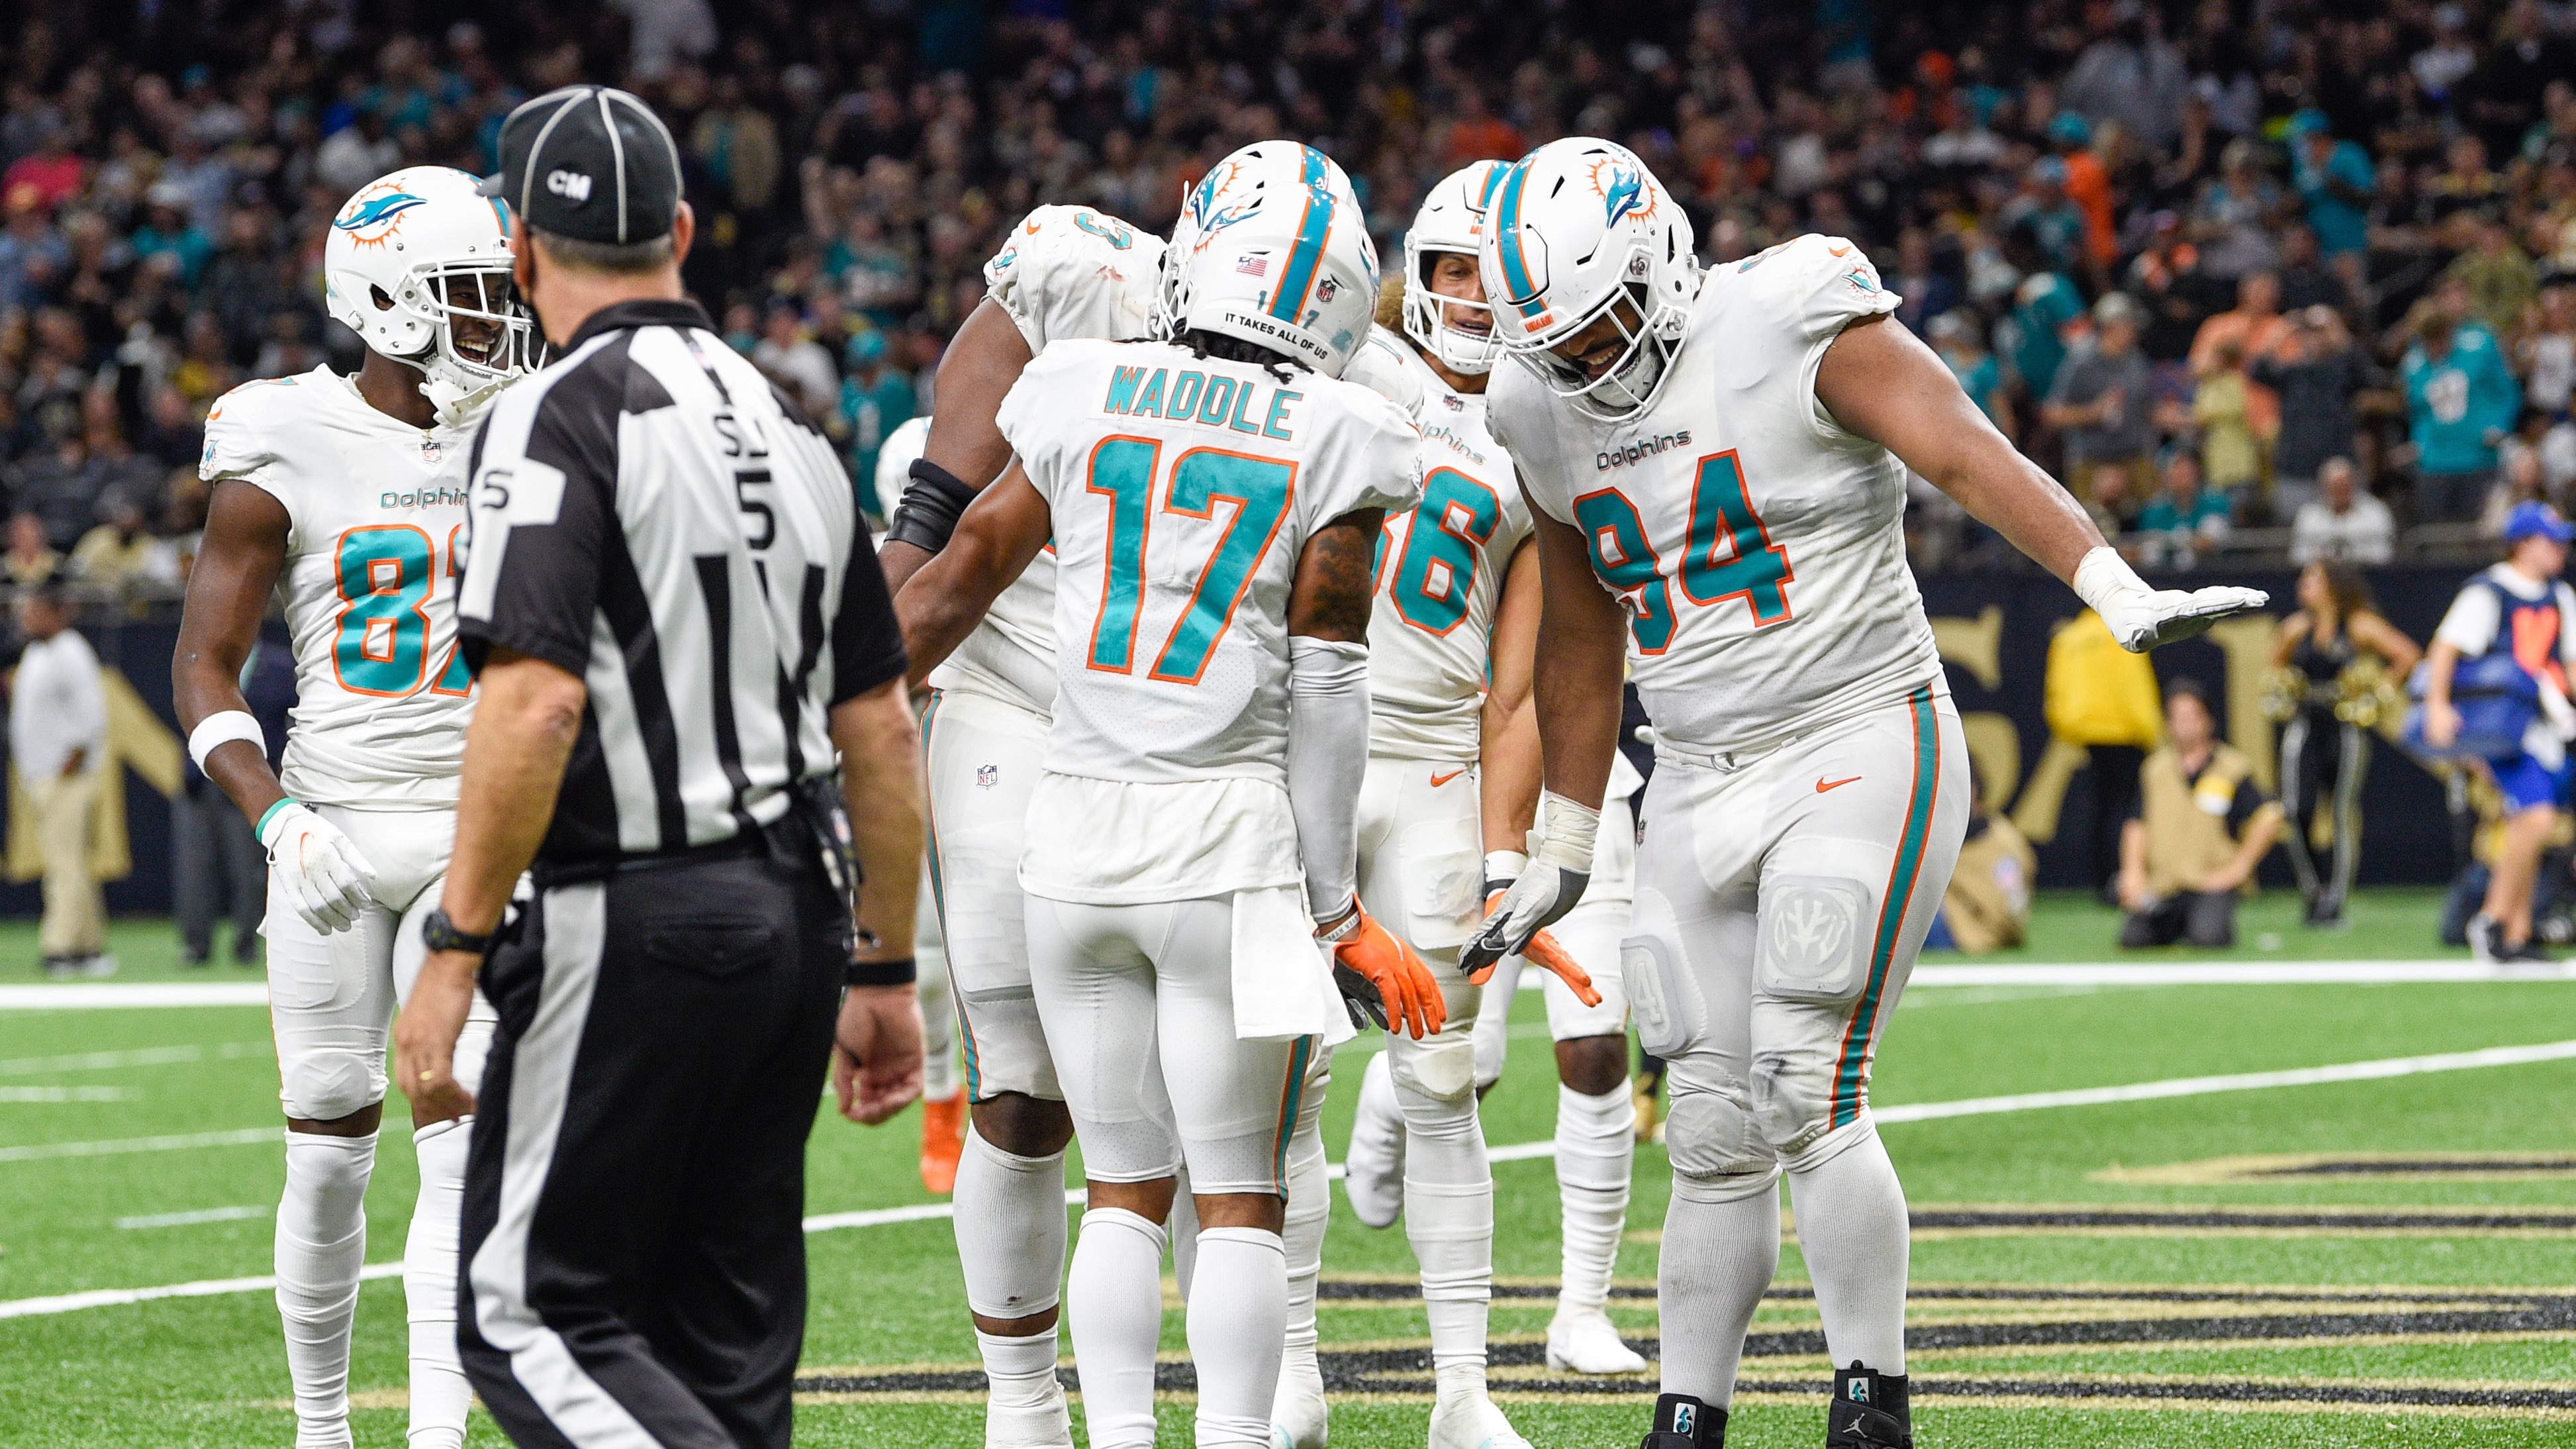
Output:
top-left (173, 480), bottom-right (293, 823)
top-left (395, 647), bottom-right (586, 1124)
top-left (830, 676), bottom-right (928, 1126)
top-left (1286, 508), bottom-right (1384, 642)
top-left (892, 462), bottom-right (1052, 683)
top-left (1478, 536), bottom-right (1544, 856)
top-left (1818, 313), bottom-right (2267, 648)
top-left (880, 300), bottom-right (1035, 594)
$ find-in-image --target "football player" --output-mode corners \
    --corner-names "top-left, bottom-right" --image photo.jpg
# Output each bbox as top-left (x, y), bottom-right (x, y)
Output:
top-left (895, 141), bottom-right (1439, 1449)
top-left (1463, 140), bottom-right (2266, 1449)
top-left (851, 205), bottom-right (1167, 1446)
top-left (173, 166), bottom-right (533, 1449)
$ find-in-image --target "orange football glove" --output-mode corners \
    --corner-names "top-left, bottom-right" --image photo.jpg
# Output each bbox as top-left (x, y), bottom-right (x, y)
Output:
top-left (1324, 903), bottom-right (1447, 1040)
top-left (1468, 887), bottom-right (1605, 1007)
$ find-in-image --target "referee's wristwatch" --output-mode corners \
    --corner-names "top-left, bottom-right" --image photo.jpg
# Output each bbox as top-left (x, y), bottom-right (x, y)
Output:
top-left (420, 907), bottom-right (497, 960)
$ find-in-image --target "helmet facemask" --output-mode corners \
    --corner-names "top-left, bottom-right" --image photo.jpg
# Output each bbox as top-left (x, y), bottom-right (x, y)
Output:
top-left (1402, 245), bottom-right (1500, 375)
top-left (1513, 275), bottom-right (1686, 422)
top-left (400, 262), bottom-right (536, 425)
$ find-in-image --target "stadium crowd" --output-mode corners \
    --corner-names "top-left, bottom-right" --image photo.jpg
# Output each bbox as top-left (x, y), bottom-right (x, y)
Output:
top-left (0, 0), bottom-right (2573, 590)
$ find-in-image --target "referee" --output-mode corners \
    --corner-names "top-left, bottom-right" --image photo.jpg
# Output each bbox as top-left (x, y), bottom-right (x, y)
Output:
top-left (391, 85), bottom-right (926, 1449)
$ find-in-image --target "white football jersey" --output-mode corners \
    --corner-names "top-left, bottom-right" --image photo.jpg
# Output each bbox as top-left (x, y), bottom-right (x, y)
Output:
top-left (1345, 326), bottom-right (1531, 762)
top-left (200, 366), bottom-right (486, 808)
top-left (997, 338), bottom-right (1421, 899)
top-left (930, 206), bottom-right (1169, 716)
top-left (1490, 233), bottom-right (1942, 753)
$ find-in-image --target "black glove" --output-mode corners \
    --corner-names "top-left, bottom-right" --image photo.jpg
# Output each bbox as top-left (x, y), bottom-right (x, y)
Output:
top-left (1331, 960), bottom-right (1390, 1032)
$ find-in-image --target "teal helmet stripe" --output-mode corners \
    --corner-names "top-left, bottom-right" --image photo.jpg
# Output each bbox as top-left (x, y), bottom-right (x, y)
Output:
top-left (1476, 162), bottom-right (1507, 208)
top-left (1493, 159), bottom-right (1547, 319)
top-left (1264, 146), bottom-right (1336, 323)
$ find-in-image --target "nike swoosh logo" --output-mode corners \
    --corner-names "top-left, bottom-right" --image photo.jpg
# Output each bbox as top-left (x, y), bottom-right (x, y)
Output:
top-left (1026, 221), bottom-right (1043, 234)
top-left (1816, 775), bottom-right (1862, 793)
top-left (1430, 768), bottom-right (1468, 788)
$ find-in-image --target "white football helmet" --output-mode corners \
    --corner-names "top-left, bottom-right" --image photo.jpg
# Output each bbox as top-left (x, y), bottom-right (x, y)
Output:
top-left (1402, 159), bottom-right (1507, 375)
top-left (324, 165), bottom-right (534, 425)
top-left (1478, 138), bottom-right (1701, 420)
top-left (1160, 142), bottom-right (1376, 378)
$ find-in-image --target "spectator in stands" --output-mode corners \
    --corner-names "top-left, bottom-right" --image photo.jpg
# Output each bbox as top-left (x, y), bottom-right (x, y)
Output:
top-left (2288, 110), bottom-right (2374, 305)
top-left (2446, 217), bottom-right (2539, 342)
top-left (749, 301), bottom-right (839, 424)
top-left (2254, 306), bottom-right (2373, 516)
top-left (70, 493), bottom-right (167, 595)
top-left (2002, 221), bottom-right (2085, 401)
top-left (837, 328), bottom-right (914, 520)
top-left (2044, 292), bottom-right (2158, 519)
top-left (2118, 677), bottom-right (2283, 949)
top-left (9, 585), bottom-right (111, 977)
top-left (2046, 607), bottom-right (2167, 904)
top-left (2190, 270), bottom-right (2291, 388)
top-left (2190, 138), bottom-right (2289, 282)
top-left (2518, 283), bottom-right (2575, 418)
top-left (2134, 448), bottom-right (2231, 570)
top-left (2192, 339), bottom-right (2266, 511)
top-left (2403, 292), bottom-right (2526, 522)
top-left (2291, 458), bottom-right (2399, 566)
top-left (1929, 309), bottom-right (2013, 437)
top-left (2, 513), bottom-right (59, 587)
top-left (2421, 502), bottom-right (2576, 962)
top-left (2483, 446), bottom-right (2554, 540)
top-left (1925, 756), bottom-right (2034, 955)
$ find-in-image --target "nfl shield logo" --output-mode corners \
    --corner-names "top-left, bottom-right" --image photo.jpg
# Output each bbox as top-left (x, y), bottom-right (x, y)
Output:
top-left (421, 438), bottom-right (443, 465)
top-left (975, 764), bottom-right (998, 789)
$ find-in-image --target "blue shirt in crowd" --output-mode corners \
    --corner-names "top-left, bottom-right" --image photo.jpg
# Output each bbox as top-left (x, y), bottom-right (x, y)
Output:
top-left (2295, 138), bottom-right (2375, 256)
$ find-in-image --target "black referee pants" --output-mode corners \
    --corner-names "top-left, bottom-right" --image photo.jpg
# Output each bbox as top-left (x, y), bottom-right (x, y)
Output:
top-left (458, 847), bottom-right (842, 1449)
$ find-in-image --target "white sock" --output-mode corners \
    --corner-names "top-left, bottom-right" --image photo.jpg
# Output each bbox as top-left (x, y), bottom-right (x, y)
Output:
top-left (1067, 1207), bottom-right (1167, 1449)
top-left (403, 1119), bottom-right (472, 1449)
top-left (1553, 1081), bottom-right (1637, 1313)
top-left (1394, 1079), bottom-right (1492, 1404)
top-left (1658, 1178), bottom-right (1781, 1407)
top-left (1784, 1123), bottom-right (1910, 1374)
top-left (277, 1129), bottom-right (378, 1449)
top-left (1278, 1112), bottom-right (1330, 1368)
top-left (954, 1128), bottom-right (1068, 1321)
top-left (1187, 1226), bottom-right (1288, 1449)
top-left (977, 1326), bottom-right (1063, 1410)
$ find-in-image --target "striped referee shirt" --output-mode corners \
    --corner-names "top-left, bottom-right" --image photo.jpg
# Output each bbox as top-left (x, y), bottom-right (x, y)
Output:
top-left (456, 298), bottom-right (906, 866)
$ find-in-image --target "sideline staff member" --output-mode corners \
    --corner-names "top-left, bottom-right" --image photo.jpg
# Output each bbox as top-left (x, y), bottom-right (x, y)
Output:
top-left (392, 85), bottom-right (925, 1449)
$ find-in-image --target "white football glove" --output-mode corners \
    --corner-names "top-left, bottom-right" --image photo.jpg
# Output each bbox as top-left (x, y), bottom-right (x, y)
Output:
top-left (1460, 793), bottom-right (1596, 977)
top-left (2074, 546), bottom-right (2270, 653)
top-left (258, 801), bottom-right (379, 934)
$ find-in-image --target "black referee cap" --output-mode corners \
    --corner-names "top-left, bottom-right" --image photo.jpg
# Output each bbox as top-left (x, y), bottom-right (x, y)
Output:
top-left (478, 85), bottom-right (683, 246)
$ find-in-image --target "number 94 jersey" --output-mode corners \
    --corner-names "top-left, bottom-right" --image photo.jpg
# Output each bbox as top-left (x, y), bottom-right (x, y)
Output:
top-left (201, 366), bottom-right (483, 807)
top-left (1489, 233), bottom-right (1943, 754)
top-left (997, 338), bottom-right (1422, 785)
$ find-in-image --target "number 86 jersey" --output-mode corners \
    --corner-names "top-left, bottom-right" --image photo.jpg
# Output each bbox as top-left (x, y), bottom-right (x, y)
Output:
top-left (1488, 233), bottom-right (1944, 755)
top-left (202, 366), bottom-right (485, 808)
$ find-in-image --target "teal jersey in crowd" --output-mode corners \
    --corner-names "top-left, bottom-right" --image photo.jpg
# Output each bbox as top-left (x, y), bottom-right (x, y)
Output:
top-left (2295, 138), bottom-right (2375, 256)
top-left (1943, 349), bottom-right (2006, 423)
top-left (2007, 270), bottom-right (2084, 397)
top-left (839, 368), bottom-right (917, 518)
top-left (2135, 489), bottom-right (2233, 535)
top-left (2400, 322), bottom-right (2520, 476)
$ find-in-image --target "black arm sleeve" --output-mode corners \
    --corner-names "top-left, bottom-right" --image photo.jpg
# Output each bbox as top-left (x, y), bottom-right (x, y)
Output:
top-left (830, 508), bottom-right (908, 702)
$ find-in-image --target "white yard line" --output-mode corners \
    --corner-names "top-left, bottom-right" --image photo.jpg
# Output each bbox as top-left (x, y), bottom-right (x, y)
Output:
top-left (11, 1035), bottom-right (2574, 1323)
top-left (0, 983), bottom-right (273, 1009)
top-left (0, 1042), bottom-right (267, 1075)
top-left (115, 1205), bottom-right (269, 1230)
top-left (0, 1086), bottom-right (129, 1102)
top-left (0, 1126), bottom-right (275, 1162)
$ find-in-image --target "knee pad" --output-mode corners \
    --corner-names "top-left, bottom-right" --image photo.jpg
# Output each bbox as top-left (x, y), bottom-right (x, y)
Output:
top-left (1750, 1048), bottom-right (1836, 1159)
top-left (1388, 1028), bottom-right (1478, 1103)
top-left (1663, 1079), bottom-right (1774, 1197)
top-left (1779, 1113), bottom-right (1880, 1178)
top-left (279, 1048), bottom-right (382, 1123)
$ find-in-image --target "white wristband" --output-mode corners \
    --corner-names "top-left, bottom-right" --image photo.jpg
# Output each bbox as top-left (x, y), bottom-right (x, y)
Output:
top-left (1529, 791), bottom-right (1600, 871)
top-left (188, 711), bottom-right (267, 773)
top-left (2070, 545), bottom-right (2144, 615)
top-left (1484, 850), bottom-right (1529, 884)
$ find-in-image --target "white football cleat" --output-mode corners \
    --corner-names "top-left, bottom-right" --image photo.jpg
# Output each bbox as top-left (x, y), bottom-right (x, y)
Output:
top-left (1428, 1395), bottom-right (1531, 1449)
top-left (1270, 1340), bottom-right (1329, 1449)
top-left (984, 1372), bottom-right (1074, 1449)
top-left (1342, 1051), bottom-right (1406, 1230)
top-left (1545, 1306), bottom-right (1649, 1375)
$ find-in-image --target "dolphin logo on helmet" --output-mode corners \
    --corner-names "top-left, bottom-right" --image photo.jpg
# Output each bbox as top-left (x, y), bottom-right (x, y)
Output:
top-left (334, 189), bottom-right (430, 242)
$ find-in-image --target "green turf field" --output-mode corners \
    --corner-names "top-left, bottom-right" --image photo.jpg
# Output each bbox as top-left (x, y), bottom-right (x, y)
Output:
top-left (1, 892), bottom-right (2568, 1446)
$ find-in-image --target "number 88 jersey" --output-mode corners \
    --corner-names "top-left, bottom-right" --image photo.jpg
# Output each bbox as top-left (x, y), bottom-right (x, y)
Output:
top-left (202, 366), bottom-right (485, 807)
top-left (1488, 233), bottom-right (1944, 754)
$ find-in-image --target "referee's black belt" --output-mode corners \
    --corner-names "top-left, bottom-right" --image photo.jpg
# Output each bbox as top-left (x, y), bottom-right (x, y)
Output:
top-left (531, 815), bottom-right (810, 890)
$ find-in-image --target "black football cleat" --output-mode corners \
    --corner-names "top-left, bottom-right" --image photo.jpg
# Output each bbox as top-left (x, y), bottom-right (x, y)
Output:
top-left (1825, 1362), bottom-right (1912, 1448)
top-left (1641, 1392), bottom-right (1725, 1449)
